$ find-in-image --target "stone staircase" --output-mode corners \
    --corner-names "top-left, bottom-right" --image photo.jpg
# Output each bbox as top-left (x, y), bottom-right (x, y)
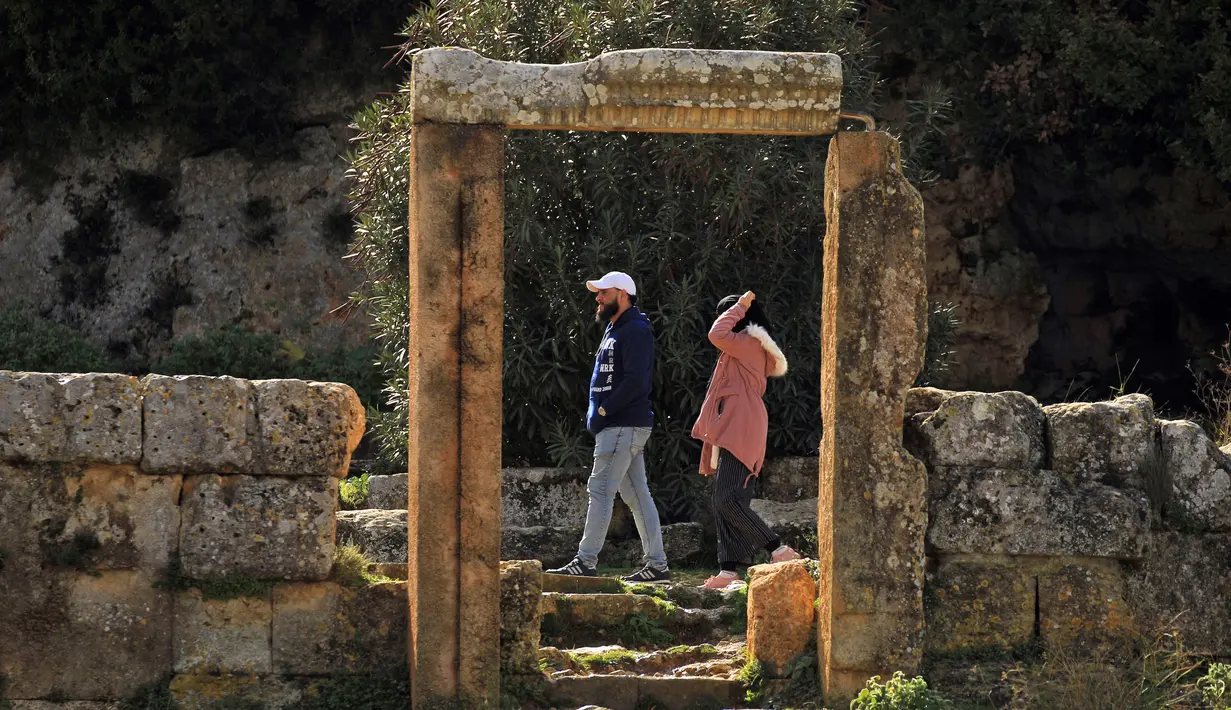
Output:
top-left (532, 571), bottom-right (752, 710)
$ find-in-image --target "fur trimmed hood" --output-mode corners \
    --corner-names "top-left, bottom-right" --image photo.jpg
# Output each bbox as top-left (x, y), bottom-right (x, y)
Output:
top-left (744, 324), bottom-right (788, 377)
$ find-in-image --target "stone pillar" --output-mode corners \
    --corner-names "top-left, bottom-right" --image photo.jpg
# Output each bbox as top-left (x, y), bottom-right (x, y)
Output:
top-left (406, 123), bottom-right (505, 708)
top-left (817, 131), bottom-right (928, 700)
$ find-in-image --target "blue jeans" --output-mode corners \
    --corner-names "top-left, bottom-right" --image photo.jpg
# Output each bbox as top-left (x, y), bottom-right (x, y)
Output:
top-left (577, 426), bottom-right (667, 570)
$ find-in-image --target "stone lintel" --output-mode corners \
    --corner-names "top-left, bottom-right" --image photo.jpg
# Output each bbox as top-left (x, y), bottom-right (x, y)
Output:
top-left (410, 47), bottom-right (842, 135)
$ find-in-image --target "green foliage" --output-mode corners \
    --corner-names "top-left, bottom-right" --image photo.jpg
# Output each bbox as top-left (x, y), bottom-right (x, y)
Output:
top-left (723, 581), bottom-right (750, 634)
top-left (0, 0), bottom-right (407, 167)
top-left (620, 611), bottom-right (674, 648)
top-left (331, 541), bottom-right (394, 588)
top-left (569, 647), bottom-right (642, 671)
top-left (851, 672), bottom-right (954, 710)
top-left (1201, 663), bottom-right (1231, 709)
top-left (347, 0), bottom-right (884, 518)
top-left (339, 473), bottom-right (371, 510)
top-left (152, 325), bottom-right (384, 409)
top-left (0, 308), bottom-right (116, 373)
top-left (740, 658), bottom-right (767, 705)
top-left (879, 0), bottom-right (1231, 181)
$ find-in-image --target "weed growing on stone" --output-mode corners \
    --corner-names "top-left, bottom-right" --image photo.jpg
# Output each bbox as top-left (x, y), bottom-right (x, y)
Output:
top-left (569, 647), bottom-right (641, 671)
top-left (339, 474), bottom-right (370, 510)
top-left (296, 668), bottom-right (410, 710)
top-left (155, 554), bottom-right (273, 601)
top-left (740, 658), bottom-right (766, 705)
top-left (621, 580), bottom-right (669, 599)
top-left (620, 611), bottom-right (674, 648)
top-left (1201, 663), bottom-right (1231, 709)
top-left (851, 671), bottom-right (954, 710)
top-left (723, 582), bottom-right (750, 634)
top-left (1190, 330), bottom-right (1231, 447)
top-left (331, 541), bottom-right (393, 588)
top-left (117, 674), bottom-right (177, 710)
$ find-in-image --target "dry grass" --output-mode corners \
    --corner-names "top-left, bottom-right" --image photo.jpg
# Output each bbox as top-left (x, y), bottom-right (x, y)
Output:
top-left (1190, 329), bottom-right (1231, 447)
top-left (1004, 626), bottom-right (1206, 710)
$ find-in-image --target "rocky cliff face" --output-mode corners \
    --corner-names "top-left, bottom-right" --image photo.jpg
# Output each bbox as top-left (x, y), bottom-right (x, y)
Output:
top-left (0, 84), bottom-right (376, 367)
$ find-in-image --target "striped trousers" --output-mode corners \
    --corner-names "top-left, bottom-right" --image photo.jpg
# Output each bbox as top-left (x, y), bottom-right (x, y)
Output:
top-left (713, 450), bottom-right (779, 570)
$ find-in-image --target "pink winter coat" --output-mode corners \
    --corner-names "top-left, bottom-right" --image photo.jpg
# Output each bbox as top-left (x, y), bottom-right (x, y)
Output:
top-left (690, 302), bottom-right (789, 479)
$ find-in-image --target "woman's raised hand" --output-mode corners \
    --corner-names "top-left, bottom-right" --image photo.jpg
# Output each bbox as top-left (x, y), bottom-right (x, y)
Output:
top-left (738, 291), bottom-right (756, 308)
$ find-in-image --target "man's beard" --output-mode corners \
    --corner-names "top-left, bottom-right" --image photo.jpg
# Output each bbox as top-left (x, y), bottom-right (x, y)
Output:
top-left (595, 301), bottom-right (619, 323)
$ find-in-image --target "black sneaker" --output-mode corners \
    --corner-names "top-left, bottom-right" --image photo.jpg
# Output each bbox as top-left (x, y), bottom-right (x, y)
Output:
top-left (621, 564), bottom-right (671, 584)
top-left (546, 557), bottom-right (597, 577)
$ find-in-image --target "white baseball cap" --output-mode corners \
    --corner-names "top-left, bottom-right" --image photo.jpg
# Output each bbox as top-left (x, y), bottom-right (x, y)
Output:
top-left (586, 271), bottom-right (637, 296)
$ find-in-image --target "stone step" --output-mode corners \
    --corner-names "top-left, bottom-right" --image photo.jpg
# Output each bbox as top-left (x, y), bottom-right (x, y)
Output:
top-left (539, 640), bottom-right (745, 679)
top-left (543, 573), bottom-right (625, 594)
top-left (545, 674), bottom-right (745, 710)
top-left (540, 592), bottom-right (732, 648)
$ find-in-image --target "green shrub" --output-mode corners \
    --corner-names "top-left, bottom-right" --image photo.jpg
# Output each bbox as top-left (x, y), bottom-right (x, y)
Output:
top-left (851, 672), bottom-right (954, 710)
top-left (339, 473), bottom-right (371, 510)
top-left (1200, 663), bottom-right (1231, 709)
top-left (347, 0), bottom-right (895, 518)
top-left (0, 308), bottom-right (116, 373)
top-left (879, 0), bottom-right (1231, 181)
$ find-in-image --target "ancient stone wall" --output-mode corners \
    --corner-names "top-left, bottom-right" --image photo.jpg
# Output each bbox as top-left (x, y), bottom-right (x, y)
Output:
top-left (0, 370), bottom-right (402, 709)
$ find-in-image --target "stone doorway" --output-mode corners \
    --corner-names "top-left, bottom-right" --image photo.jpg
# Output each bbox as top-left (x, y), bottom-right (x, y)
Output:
top-left (403, 46), bottom-right (927, 707)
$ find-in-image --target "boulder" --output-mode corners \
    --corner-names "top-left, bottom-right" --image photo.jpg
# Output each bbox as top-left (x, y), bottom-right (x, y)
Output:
top-left (142, 375), bottom-right (255, 474)
top-left (61, 373), bottom-right (143, 464)
top-left (1159, 420), bottom-right (1231, 532)
top-left (904, 387), bottom-right (958, 417)
top-left (336, 509), bottom-right (407, 564)
top-left (0, 371), bottom-right (66, 462)
top-left (750, 498), bottom-right (817, 556)
top-left (500, 560), bottom-right (544, 674)
top-left (1131, 532), bottom-right (1231, 657)
top-left (502, 466), bottom-right (590, 527)
top-left (927, 468), bottom-right (1150, 560)
top-left (252, 379), bottom-right (365, 478)
top-left (746, 560), bottom-right (816, 677)
top-left (758, 457), bottom-right (819, 501)
top-left (911, 391), bottom-right (1046, 470)
top-left (173, 588), bottom-right (273, 674)
top-left (180, 475), bottom-right (337, 580)
top-left (270, 581), bottom-right (408, 675)
top-left (1044, 394), bottom-right (1155, 488)
top-left (364, 473), bottom-right (407, 510)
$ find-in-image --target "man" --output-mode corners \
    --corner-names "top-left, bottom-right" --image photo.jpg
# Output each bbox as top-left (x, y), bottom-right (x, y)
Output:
top-left (547, 271), bottom-right (671, 583)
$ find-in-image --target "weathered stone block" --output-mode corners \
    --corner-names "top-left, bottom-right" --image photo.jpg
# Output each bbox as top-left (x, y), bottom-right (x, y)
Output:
top-left (180, 475), bottom-right (336, 580)
top-left (1045, 394), bottom-right (1155, 488)
top-left (1160, 420), bottom-right (1231, 532)
top-left (924, 557), bottom-right (1034, 654)
top-left (142, 375), bottom-right (255, 474)
top-left (0, 371), bottom-right (66, 462)
top-left (501, 525), bottom-right (579, 568)
top-left (1038, 560), bottom-right (1131, 652)
top-left (0, 463), bottom-right (181, 574)
top-left (759, 457), bottom-right (819, 501)
top-left (173, 588), bottom-right (272, 674)
top-left (747, 560), bottom-right (816, 677)
top-left (502, 466), bottom-right (589, 527)
top-left (540, 592), bottom-right (667, 626)
top-left (364, 472), bottom-right (407, 509)
top-left (270, 581), bottom-right (408, 675)
top-left (608, 522), bottom-right (705, 568)
top-left (336, 508), bottom-right (407, 563)
top-left (10, 703), bottom-right (121, 710)
top-left (61, 373), bottom-right (142, 464)
top-left (252, 379), bottom-right (365, 478)
top-left (1132, 532), bottom-right (1231, 656)
top-left (904, 387), bottom-right (957, 417)
top-left (170, 674), bottom-right (304, 710)
top-left (750, 498), bottom-right (818, 555)
top-left (928, 468), bottom-right (1150, 560)
top-left (500, 560), bottom-right (543, 674)
top-left (913, 391), bottom-right (1046, 469)
top-left (0, 571), bottom-right (172, 700)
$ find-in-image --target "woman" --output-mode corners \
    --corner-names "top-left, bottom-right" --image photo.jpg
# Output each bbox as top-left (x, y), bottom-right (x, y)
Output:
top-left (691, 290), bottom-right (801, 589)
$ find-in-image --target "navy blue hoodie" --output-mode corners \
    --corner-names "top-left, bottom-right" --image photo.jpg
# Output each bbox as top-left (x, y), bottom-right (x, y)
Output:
top-left (586, 306), bottom-right (655, 435)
